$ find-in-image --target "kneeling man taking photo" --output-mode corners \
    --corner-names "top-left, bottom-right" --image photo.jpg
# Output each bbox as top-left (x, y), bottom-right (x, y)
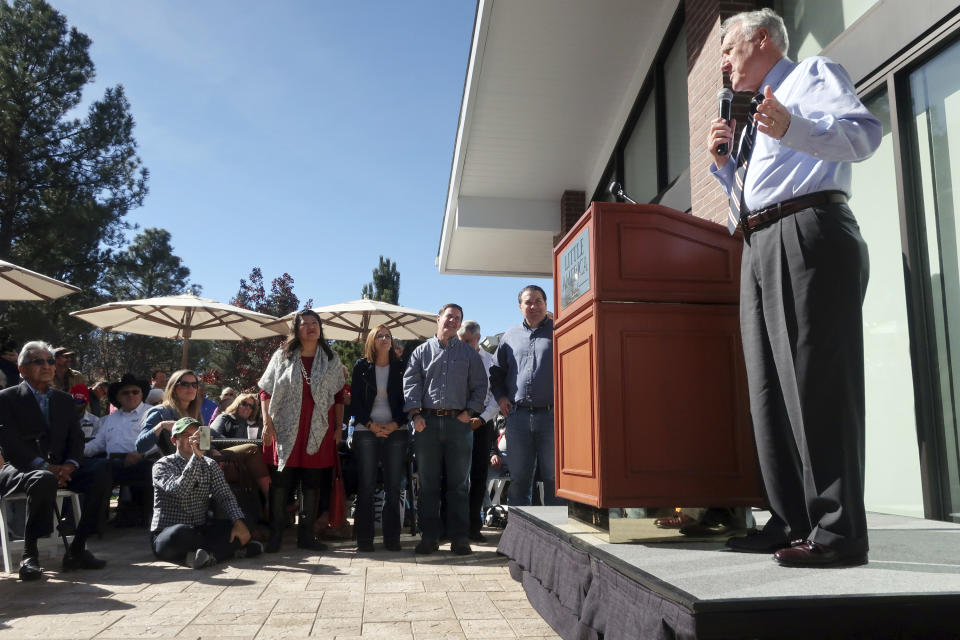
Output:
top-left (150, 417), bottom-right (261, 568)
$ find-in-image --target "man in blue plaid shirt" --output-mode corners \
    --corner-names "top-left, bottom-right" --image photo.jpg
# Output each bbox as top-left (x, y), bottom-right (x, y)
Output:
top-left (150, 417), bottom-right (261, 568)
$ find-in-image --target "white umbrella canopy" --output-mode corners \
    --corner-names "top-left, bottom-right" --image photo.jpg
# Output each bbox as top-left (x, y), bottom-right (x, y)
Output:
top-left (0, 260), bottom-right (81, 301)
top-left (269, 299), bottom-right (438, 343)
top-left (70, 293), bottom-right (283, 368)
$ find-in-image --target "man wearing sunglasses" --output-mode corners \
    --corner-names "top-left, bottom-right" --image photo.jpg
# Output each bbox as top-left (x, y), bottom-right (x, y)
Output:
top-left (0, 341), bottom-right (112, 581)
top-left (84, 373), bottom-right (155, 527)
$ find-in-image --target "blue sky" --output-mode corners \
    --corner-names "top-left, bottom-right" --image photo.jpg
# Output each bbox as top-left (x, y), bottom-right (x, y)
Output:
top-left (52, 0), bottom-right (550, 340)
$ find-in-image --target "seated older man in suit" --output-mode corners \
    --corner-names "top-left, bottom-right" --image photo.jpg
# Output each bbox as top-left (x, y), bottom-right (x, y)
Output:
top-left (0, 341), bottom-right (112, 582)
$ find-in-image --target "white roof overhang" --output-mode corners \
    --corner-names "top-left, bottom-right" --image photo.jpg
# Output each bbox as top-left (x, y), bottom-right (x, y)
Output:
top-left (438, 0), bottom-right (679, 276)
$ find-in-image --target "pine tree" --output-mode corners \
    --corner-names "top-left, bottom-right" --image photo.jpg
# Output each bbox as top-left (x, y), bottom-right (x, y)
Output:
top-left (0, 0), bottom-right (148, 345)
top-left (361, 256), bottom-right (400, 304)
top-left (85, 229), bottom-right (194, 378)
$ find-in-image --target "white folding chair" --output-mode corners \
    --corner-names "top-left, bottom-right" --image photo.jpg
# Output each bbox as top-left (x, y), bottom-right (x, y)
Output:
top-left (0, 489), bottom-right (81, 573)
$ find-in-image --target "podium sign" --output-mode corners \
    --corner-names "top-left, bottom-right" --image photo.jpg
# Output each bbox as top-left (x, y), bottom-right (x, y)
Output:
top-left (560, 228), bottom-right (590, 308)
top-left (552, 203), bottom-right (763, 508)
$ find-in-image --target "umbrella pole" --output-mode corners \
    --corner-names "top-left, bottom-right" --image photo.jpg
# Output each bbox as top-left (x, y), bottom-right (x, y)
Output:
top-left (180, 310), bottom-right (193, 369)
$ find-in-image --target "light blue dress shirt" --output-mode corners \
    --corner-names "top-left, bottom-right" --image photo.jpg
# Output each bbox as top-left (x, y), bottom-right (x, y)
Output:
top-left (712, 56), bottom-right (882, 212)
top-left (402, 335), bottom-right (487, 415)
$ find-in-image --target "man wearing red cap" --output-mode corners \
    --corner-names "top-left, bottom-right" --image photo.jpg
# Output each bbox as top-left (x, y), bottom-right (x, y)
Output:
top-left (70, 384), bottom-right (101, 441)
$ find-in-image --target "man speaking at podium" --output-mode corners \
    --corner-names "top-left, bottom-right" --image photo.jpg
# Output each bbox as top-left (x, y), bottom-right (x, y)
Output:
top-left (707, 9), bottom-right (881, 567)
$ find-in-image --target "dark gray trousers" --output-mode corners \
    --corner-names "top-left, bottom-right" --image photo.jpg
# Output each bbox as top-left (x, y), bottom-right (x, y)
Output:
top-left (740, 203), bottom-right (869, 555)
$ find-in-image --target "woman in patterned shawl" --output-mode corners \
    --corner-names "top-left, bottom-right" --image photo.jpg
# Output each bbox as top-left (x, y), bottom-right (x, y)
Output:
top-left (258, 310), bottom-right (344, 552)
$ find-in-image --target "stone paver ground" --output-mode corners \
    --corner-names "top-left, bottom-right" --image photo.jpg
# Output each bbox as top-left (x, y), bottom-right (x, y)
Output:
top-left (0, 526), bottom-right (559, 640)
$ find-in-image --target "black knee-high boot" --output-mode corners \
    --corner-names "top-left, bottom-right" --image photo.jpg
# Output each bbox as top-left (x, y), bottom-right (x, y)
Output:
top-left (297, 489), bottom-right (327, 551)
top-left (266, 486), bottom-right (287, 553)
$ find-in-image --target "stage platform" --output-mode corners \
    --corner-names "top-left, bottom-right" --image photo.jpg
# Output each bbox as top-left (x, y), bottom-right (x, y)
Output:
top-left (498, 506), bottom-right (960, 639)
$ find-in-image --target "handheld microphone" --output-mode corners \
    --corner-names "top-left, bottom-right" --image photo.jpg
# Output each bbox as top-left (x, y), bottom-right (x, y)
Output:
top-left (607, 179), bottom-right (637, 205)
top-left (716, 88), bottom-right (734, 156)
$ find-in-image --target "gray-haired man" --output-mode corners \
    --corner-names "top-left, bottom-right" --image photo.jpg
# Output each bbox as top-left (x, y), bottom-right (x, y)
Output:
top-left (457, 320), bottom-right (499, 542)
top-left (0, 341), bottom-right (111, 581)
top-left (709, 8), bottom-right (880, 567)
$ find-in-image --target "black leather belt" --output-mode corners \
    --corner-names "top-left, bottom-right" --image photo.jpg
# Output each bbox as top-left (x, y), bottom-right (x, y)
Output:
top-left (518, 404), bottom-right (553, 412)
top-left (423, 408), bottom-right (463, 417)
top-left (744, 190), bottom-right (847, 231)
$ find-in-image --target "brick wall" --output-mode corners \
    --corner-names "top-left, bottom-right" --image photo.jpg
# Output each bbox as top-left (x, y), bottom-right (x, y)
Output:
top-left (555, 190), bottom-right (586, 247)
top-left (686, 0), bottom-right (756, 225)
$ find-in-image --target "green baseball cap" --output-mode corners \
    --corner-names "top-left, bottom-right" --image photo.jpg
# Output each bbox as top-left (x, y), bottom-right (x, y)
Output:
top-left (171, 417), bottom-right (200, 437)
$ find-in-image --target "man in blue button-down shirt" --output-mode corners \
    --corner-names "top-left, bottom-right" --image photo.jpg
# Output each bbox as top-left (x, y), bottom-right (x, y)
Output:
top-left (708, 9), bottom-right (880, 568)
top-left (404, 303), bottom-right (486, 555)
top-left (490, 285), bottom-right (562, 508)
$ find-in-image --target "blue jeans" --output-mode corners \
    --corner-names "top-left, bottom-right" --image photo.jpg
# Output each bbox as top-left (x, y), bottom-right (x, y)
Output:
top-left (505, 407), bottom-right (563, 506)
top-left (414, 414), bottom-right (473, 542)
top-left (151, 520), bottom-right (241, 565)
top-left (353, 429), bottom-right (409, 545)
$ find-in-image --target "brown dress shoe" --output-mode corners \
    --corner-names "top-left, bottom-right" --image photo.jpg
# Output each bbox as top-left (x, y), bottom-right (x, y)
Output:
top-left (773, 540), bottom-right (868, 568)
top-left (653, 513), bottom-right (695, 529)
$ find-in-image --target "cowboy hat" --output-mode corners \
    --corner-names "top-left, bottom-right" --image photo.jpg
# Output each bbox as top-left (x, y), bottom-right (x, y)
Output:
top-left (108, 373), bottom-right (150, 409)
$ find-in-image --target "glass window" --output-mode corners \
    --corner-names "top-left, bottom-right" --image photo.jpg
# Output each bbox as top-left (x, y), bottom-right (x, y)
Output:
top-left (909, 37), bottom-right (960, 521)
top-left (854, 90), bottom-right (923, 518)
top-left (663, 27), bottom-right (689, 184)
top-left (776, 0), bottom-right (877, 60)
top-left (622, 103), bottom-right (657, 203)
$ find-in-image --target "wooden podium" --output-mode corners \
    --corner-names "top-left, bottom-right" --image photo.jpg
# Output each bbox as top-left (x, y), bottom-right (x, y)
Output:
top-left (553, 202), bottom-right (763, 511)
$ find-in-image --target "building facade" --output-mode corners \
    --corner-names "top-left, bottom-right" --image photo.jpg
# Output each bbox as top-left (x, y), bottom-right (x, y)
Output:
top-left (439, 0), bottom-right (960, 522)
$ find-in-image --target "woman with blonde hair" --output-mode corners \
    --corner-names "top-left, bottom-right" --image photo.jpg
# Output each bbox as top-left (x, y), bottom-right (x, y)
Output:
top-left (209, 392), bottom-right (271, 524)
top-left (349, 324), bottom-right (408, 552)
top-left (259, 310), bottom-right (345, 552)
top-left (135, 369), bottom-right (203, 456)
top-left (211, 393), bottom-right (259, 439)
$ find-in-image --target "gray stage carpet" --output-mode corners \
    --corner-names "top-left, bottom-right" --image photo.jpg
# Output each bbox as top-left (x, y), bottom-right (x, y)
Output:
top-left (499, 506), bottom-right (960, 639)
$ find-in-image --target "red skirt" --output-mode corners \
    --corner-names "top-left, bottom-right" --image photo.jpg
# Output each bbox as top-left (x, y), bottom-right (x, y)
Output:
top-left (260, 356), bottom-right (344, 469)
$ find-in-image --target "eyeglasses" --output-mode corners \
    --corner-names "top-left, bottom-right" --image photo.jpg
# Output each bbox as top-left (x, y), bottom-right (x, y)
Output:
top-left (120, 388), bottom-right (142, 396)
top-left (176, 380), bottom-right (199, 388)
top-left (375, 334), bottom-right (392, 340)
top-left (240, 402), bottom-right (256, 409)
top-left (28, 358), bottom-right (56, 366)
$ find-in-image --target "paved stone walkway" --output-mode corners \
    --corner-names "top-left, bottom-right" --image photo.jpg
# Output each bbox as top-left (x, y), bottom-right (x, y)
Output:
top-left (0, 527), bottom-right (558, 640)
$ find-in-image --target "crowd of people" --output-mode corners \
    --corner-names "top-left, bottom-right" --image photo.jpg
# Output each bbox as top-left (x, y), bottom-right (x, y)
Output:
top-left (0, 283), bottom-right (559, 582)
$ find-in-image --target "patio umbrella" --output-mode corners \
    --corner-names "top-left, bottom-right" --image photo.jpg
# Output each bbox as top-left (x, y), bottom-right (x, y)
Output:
top-left (0, 260), bottom-right (81, 301)
top-left (268, 298), bottom-right (438, 343)
top-left (70, 293), bottom-right (283, 368)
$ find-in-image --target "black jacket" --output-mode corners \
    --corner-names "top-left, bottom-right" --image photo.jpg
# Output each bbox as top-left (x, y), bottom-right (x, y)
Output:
top-left (0, 382), bottom-right (84, 471)
top-left (348, 358), bottom-right (407, 426)
top-left (210, 412), bottom-right (247, 439)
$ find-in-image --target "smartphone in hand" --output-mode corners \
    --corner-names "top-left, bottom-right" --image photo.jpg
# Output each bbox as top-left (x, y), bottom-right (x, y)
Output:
top-left (198, 425), bottom-right (212, 451)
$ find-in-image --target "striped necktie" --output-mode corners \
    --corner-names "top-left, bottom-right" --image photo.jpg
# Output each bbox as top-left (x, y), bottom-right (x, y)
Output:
top-left (727, 93), bottom-right (764, 235)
